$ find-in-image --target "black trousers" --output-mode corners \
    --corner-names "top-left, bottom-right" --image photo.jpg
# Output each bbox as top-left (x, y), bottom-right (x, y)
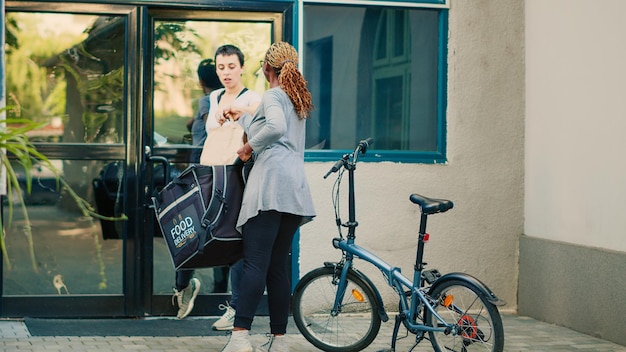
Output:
top-left (233, 210), bottom-right (301, 334)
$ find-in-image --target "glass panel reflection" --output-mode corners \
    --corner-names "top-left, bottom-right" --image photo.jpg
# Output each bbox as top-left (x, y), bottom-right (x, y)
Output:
top-left (2, 160), bottom-right (124, 295)
top-left (304, 5), bottom-right (440, 151)
top-left (5, 12), bottom-right (125, 144)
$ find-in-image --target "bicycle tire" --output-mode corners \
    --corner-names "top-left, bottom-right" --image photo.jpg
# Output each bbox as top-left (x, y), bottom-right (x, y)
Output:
top-left (425, 279), bottom-right (504, 352)
top-left (292, 266), bottom-right (382, 352)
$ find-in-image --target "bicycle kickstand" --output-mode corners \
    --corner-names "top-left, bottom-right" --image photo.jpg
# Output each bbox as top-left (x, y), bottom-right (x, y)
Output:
top-left (375, 313), bottom-right (403, 352)
top-left (389, 313), bottom-right (404, 351)
top-left (408, 339), bottom-right (420, 352)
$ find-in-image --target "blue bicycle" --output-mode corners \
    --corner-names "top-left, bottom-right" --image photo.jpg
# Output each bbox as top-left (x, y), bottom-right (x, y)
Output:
top-left (292, 139), bottom-right (505, 352)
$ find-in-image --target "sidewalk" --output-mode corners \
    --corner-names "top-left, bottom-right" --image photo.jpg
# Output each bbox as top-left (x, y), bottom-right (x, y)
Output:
top-left (1, 313), bottom-right (625, 351)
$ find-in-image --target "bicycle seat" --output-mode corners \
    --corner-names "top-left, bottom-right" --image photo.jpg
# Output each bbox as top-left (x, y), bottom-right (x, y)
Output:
top-left (409, 193), bottom-right (454, 214)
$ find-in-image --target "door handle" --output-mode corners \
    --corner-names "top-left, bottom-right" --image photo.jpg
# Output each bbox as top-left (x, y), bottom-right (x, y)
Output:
top-left (144, 145), bottom-right (171, 211)
top-left (144, 146), bottom-right (171, 185)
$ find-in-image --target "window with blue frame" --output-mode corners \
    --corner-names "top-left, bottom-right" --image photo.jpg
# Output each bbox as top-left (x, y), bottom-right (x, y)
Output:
top-left (303, 2), bottom-right (448, 163)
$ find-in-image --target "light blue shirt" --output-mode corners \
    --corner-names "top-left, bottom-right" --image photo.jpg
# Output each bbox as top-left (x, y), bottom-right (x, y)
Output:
top-left (189, 95), bottom-right (210, 162)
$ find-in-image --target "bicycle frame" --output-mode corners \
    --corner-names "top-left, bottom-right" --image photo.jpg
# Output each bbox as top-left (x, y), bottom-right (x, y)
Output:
top-left (331, 230), bottom-right (454, 334)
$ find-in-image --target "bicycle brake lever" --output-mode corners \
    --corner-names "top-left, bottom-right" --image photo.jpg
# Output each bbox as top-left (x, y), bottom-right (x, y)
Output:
top-left (324, 157), bottom-right (347, 179)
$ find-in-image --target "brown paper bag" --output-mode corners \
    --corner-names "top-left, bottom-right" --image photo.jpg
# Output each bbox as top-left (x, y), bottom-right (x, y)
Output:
top-left (200, 122), bottom-right (244, 166)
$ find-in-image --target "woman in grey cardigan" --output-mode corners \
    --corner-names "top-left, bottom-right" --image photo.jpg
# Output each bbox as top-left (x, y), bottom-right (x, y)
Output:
top-left (219, 41), bottom-right (316, 352)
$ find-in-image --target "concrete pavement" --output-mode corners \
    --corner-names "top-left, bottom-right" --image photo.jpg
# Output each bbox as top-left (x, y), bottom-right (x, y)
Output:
top-left (1, 313), bottom-right (625, 351)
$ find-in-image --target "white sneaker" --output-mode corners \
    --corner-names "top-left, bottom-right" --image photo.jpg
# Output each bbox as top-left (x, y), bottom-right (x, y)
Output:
top-left (257, 334), bottom-right (289, 352)
top-left (212, 302), bottom-right (236, 331)
top-left (172, 278), bottom-right (200, 319)
top-left (221, 330), bottom-right (253, 352)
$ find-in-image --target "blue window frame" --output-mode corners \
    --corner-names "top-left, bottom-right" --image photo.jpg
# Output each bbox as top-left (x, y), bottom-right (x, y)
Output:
top-left (302, 2), bottom-right (448, 163)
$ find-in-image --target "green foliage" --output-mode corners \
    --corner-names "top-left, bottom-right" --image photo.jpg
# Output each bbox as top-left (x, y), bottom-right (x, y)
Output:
top-left (154, 22), bottom-right (201, 63)
top-left (155, 115), bottom-right (191, 144)
top-left (5, 16), bottom-right (20, 53)
top-left (4, 13), bottom-right (81, 124)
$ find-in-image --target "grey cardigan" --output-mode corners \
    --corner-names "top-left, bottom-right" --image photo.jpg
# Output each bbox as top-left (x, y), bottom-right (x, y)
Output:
top-left (236, 87), bottom-right (316, 232)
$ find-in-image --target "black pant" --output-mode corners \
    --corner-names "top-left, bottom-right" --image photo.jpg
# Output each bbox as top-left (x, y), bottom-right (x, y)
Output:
top-left (233, 210), bottom-right (301, 334)
top-left (175, 269), bottom-right (195, 291)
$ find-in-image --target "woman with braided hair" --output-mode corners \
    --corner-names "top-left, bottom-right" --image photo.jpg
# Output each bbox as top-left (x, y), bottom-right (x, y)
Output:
top-left (219, 41), bottom-right (316, 352)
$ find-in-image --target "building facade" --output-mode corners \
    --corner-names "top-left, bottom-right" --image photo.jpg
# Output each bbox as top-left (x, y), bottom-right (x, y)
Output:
top-left (1, 0), bottom-right (624, 347)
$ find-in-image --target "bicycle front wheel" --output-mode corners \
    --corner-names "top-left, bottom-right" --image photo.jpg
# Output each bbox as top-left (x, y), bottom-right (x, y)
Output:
top-left (291, 266), bottom-right (381, 352)
top-left (425, 279), bottom-right (504, 352)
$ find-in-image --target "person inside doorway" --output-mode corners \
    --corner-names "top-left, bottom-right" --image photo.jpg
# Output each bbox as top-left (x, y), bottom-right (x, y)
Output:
top-left (186, 58), bottom-right (224, 164)
top-left (204, 44), bottom-right (262, 331)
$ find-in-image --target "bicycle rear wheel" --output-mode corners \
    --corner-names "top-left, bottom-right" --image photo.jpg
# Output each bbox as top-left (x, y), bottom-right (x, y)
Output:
top-left (291, 266), bottom-right (381, 352)
top-left (425, 279), bottom-right (504, 352)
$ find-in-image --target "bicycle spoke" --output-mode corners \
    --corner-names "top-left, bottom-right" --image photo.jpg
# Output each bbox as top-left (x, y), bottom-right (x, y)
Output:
top-left (426, 280), bottom-right (503, 352)
top-left (292, 267), bottom-right (381, 351)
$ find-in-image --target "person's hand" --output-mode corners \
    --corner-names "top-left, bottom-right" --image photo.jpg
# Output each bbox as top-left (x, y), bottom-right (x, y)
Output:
top-left (237, 142), bottom-right (253, 162)
top-left (222, 106), bottom-right (244, 122)
top-left (216, 109), bottom-right (228, 125)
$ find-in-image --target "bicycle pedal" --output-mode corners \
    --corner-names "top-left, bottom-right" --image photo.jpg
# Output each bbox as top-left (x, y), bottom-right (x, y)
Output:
top-left (422, 269), bottom-right (441, 284)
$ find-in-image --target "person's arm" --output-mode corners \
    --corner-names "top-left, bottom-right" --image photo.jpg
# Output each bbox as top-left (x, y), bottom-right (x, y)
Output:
top-left (196, 95), bottom-right (211, 121)
top-left (221, 91), bottom-right (261, 123)
top-left (247, 90), bottom-right (286, 151)
top-left (221, 103), bottom-right (259, 123)
top-left (236, 91), bottom-right (285, 161)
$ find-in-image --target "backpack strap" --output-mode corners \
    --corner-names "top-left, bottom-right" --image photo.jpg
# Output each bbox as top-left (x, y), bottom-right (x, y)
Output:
top-left (217, 87), bottom-right (248, 103)
top-left (175, 165), bottom-right (212, 255)
top-left (237, 87), bottom-right (248, 98)
top-left (217, 90), bottom-right (226, 103)
top-left (200, 165), bottom-right (227, 241)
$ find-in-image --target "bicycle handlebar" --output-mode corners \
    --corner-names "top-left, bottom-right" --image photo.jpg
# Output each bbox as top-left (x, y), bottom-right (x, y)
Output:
top-left (357, 137), bottom-right (374, 154)
top-left (323, 138), bottom-right (374, 179)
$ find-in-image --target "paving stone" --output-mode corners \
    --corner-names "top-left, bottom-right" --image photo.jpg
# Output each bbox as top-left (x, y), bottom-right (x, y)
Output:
top-left (0, 314), bottom-right (624, 351)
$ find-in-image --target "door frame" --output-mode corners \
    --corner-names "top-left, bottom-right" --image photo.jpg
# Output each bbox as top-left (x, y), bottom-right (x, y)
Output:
top-left (143, 6), bottom-right (290, 317)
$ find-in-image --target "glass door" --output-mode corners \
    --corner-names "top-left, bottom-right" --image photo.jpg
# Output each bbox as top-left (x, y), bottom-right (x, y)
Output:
top-left (1, 3), bottom-right (137, 317)
top-left (145, 9), bottom-right (281, 316)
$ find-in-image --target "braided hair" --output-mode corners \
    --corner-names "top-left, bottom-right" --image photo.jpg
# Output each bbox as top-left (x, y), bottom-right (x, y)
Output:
top-left (264, 41), bottom-right (313, 119)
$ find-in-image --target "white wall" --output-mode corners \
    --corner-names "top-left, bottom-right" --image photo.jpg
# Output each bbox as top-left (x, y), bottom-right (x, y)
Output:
top-left (525, 0), bottom-right (626, 252)
top-left (299, 0), bottom-right (525, 311)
